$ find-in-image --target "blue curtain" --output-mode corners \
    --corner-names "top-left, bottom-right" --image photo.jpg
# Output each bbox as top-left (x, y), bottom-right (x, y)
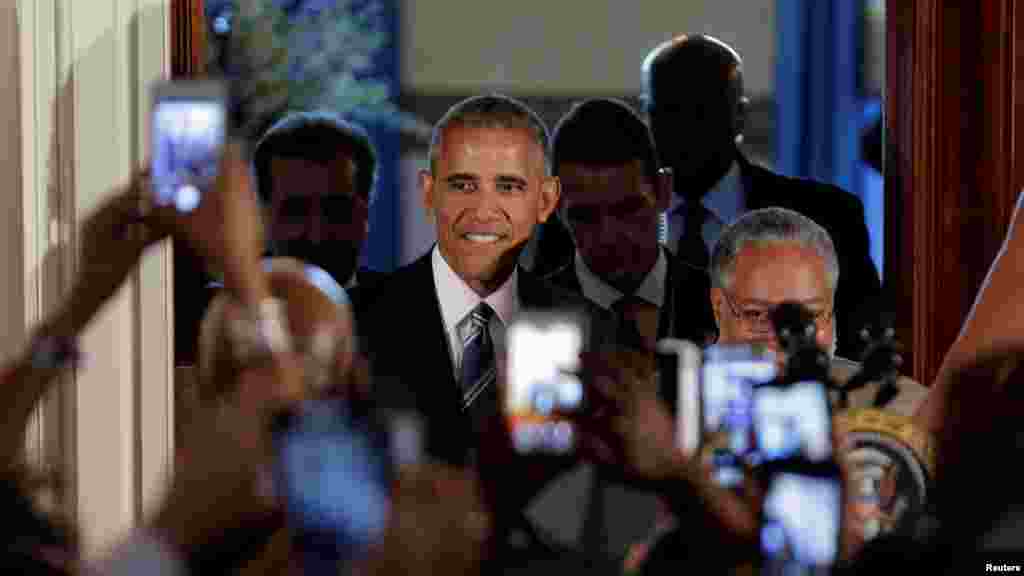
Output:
top-left (354, 0), bottom-right (401, 273)
top-left (775, 0), bottom-right (883, 273)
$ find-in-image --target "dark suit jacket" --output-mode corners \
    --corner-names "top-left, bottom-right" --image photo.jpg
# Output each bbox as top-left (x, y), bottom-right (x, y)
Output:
top-left (351, 250), bottom-right (624, 568)
top-left (541, 247), bottom-right (716, 558)
top-left (737, 154), bottom-right (883, 359)
top-left (543, 246), bottom-right (718, 348)
top-left (528, 154), bottom-right (883, 360)
top-left (349, 250), bottom-right (613, 466)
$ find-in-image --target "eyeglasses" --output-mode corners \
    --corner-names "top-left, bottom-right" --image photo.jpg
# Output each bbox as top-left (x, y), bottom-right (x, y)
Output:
top-left (720, 291), bottom-right (834, 334)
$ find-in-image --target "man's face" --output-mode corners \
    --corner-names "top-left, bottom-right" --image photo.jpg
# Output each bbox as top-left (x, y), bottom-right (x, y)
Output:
top-left (643, 72), bottom-right (738, 189)
top-left (268, 151), bottom-right (369, 284)
top-left (711, 242), bottom-right (836, 363)
top-left (421, 124), bottom-right (559, 295)
top-left (559, 160), bottom-right (667, 285)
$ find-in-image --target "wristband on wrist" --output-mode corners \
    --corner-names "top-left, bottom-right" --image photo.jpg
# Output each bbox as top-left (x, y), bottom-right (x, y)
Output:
top-left (27, 332), bottom-right (79, 372)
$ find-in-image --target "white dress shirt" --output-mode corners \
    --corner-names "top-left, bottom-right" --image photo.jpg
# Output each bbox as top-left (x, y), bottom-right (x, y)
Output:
top-left (431, 246), bottom-right (519, 372)
top-left (573, 248), bottom-right (668, 310)
top-left (666, 160), bottom-right (745, 254)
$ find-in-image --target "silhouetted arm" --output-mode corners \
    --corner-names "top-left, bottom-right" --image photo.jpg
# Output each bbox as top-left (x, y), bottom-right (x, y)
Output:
top-left (916, 190), bottom-right (1024, 431)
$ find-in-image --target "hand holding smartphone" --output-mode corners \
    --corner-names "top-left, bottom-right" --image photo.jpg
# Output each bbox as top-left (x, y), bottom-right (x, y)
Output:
top-left (151, 79), bottom-right (270, 307)
top-left (273, 402), bottom-right (423, 574)
top-left (699, 345), bottom-right (777, 488)
top-left (150, 80), bottom-right (227, 213)
top-left (505, 310), bottom-right (586, 455)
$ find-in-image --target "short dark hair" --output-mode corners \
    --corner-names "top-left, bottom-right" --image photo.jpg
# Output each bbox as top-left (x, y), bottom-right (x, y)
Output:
top-left (429, 94), bottom-right (551, 175)
top-left (551, 98), bottom-right (659, 181)
top-left (253, 110), bottom-right (378, 205)
top-left (641, 34), bottom-right (745, 115)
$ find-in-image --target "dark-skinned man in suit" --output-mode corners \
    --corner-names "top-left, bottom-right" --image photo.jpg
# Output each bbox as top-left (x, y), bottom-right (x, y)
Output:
top-left (642, 34), bottom-right (883, 360)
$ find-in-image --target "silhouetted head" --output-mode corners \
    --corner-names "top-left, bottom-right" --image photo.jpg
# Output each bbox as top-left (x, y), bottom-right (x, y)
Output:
top-left (551, 98), bottom-right (671, 293)
top-left (254, 111), bottom-right (377, 286)
top-left (641, 34), bottom-right (748, 200)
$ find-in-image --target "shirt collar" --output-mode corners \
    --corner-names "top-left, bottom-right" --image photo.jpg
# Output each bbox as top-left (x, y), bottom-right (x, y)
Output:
top-left (431, 245), bottom-right (519, 331)
top-left (574, 248), bottom-right (667, 310)
top-left (667, 159), bottom-right (744, 224)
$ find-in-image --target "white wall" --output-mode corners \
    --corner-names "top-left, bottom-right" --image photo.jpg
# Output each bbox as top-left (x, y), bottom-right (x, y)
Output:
top-left (7, 0), bottom-right (174, 556)
top-left (397, 1), bottom-right (777, 264)
top-left (402, 0), bottom-right (776, 96)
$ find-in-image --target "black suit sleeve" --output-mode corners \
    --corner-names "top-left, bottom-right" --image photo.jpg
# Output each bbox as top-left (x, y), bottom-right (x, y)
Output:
top-left (829, 188), bottom-right (883, 360)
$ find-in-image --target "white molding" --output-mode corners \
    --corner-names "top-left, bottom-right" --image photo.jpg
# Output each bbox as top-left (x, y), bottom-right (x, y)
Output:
top-left (134, 0), bottom-right (174, 522)
top-left (10, 0), bottom-right (173, 556)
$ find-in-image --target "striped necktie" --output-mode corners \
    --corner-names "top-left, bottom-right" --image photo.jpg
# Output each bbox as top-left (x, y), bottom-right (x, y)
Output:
top-left (459, 303), bottom-right (497, 418)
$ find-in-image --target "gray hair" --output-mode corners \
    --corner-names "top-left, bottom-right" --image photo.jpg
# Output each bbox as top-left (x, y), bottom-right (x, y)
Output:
top-left (710, 207), bottom-right (839, 293)
top-left (428, 94), bottom-right (551, 175)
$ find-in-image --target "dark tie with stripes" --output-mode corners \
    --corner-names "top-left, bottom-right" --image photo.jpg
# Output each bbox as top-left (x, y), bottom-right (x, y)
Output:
top-left (460, 302), bottom-right (497, 434)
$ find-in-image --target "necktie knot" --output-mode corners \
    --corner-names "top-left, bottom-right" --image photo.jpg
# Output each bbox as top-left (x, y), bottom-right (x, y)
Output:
top-left (470, 302), bottom-right (494, 327)
top-left (460, 302), bottom-right (494, 343)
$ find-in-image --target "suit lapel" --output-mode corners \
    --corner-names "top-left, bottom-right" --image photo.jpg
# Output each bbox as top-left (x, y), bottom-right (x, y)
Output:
top-left (543, 259), bottom-right (583, 295)
top-left (739, 153), bottom-right (792, 212)
top-left (383, 253), bottom-right (466, 464)
top-left (658, 246), bottom-right (675, 341)
top-left (404, 253), bottom-right (457, 386)
top-left (519, 266), bottom-right (559, 308)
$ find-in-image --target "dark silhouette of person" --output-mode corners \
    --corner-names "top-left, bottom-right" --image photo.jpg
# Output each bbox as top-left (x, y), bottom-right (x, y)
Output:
top-left (642, 34), bottom-right (883, 360)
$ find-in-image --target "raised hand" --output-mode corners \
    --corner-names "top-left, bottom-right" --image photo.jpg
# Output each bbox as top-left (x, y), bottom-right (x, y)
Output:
top-left (152, 141), bottom-right (268, 307)
top-left (577, 349), bottom-right (678, 483)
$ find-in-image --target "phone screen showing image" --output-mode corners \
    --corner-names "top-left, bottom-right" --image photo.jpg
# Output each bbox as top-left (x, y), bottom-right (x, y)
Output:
top-left (151, 96), bottom-right (225, 212)
top-left (753, 380), bottom-right (832, 463)
top-left (700, 346), bottom-right (776, 480)
top-left (760, 470), bottom-right (842, 575)
top-left (505, 313), bottom-right (584, 455)
top-left (274, 400), bottom-right (393, 568)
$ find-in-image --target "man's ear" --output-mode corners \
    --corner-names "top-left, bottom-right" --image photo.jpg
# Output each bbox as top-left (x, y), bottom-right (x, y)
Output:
top-left (537, 176), bottom-right (561, 223)
top-left (654, 168), bottom-right (673, 213)
top-left (710, 287), bottom-right (725, 329)
top-left (419, 169), bottom-right (435, 212)
top-left (734, 96), bottom-right (750, 145)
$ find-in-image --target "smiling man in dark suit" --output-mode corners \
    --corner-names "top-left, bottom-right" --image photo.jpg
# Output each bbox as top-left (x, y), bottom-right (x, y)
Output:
top-left (642, 34), bottom-right (883, 360)
top-left (352, 94), bottom-right (569, 462)
top-left (351, 95), bottom-right (622, 569)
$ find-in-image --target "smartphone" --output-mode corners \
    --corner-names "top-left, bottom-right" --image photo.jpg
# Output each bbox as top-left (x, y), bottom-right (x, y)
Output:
top-left (273, 400), bottom-right (410, 571)
top-left (150, 80), bottom-right (227, 212)
top-left (655, 338), bottom-right (701, 458)
top-left (759, 460), bottom-right (843, 575)
top-left (505, 310), bottom-right (586, 455)
top-left (752, 380), bottom-right (833, 463)
top-left (700, 344), bottom-right (777, 485)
